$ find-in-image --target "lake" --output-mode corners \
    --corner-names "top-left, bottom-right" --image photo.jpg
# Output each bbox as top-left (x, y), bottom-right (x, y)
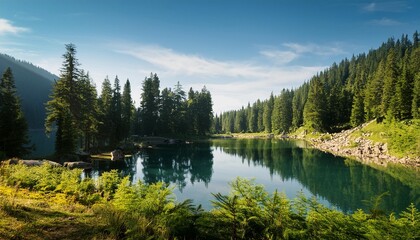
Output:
top-left (86, 138), bottom-right (419, 213)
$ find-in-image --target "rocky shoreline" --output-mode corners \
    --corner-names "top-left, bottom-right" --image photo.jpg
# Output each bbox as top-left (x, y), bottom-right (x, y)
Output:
top-left (302, 124), bottom-right (420, 169)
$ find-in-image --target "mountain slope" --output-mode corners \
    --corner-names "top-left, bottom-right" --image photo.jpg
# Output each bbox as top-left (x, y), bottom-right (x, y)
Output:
top-left (0, 53), bottom-right (56, 129)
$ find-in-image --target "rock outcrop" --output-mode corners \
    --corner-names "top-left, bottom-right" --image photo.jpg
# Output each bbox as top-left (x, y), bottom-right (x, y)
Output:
top-left (307, 123), bottom-right (420, 168)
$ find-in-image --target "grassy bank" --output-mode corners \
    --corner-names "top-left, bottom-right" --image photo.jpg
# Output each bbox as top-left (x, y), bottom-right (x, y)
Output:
top-left (0, 163), bottom-right (419, 239)
top-left (220, 120), bottom-right (419, 168)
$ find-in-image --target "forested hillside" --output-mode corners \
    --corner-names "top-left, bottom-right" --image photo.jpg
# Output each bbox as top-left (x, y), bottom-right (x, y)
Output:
top-left (0, 53), bottom-right (55, 129)
top-left (214, 32), bottom-right (420, 134)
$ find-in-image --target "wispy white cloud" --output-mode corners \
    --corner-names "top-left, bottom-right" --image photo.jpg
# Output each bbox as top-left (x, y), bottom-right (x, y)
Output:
top-left (282, 42), bottom-right (347, 56)
top-left (113, 43), bottom-right (327, 112)
top-left (259, 42), bottom-right (347, 67)
top-left (259, 50), bottom-right (298, 65)
top-left (362, 1), bottom-right (410, 12)
top-left (368, 17), bottom-right (402, 26)
top-left (0, 18), bottom-right (29, 35)
top-left (116, 44), bottom-right (266, 78)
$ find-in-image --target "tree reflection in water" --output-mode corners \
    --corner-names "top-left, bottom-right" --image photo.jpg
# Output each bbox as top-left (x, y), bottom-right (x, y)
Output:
top-left (87, 139), bottom-right (418, 213)
top-left (211, 139), bottom-right (417, 213)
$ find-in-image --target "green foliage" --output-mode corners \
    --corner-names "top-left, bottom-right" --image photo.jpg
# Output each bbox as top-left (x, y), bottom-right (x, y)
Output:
top-left (304, 77), bottom-right (327, 132)
top-left (98, 169), bottom-right (122, 198)
top-left (387, 120), bottom-right (420, 157)
top-left (217, 32), bottom-right (420, 135)
top-left (0, 67), bottom-right (31, 158)
top-left (45, 44), bottom-right (99, 155)
top-left (1, 165), bottom-right (419, 239)
top-left (140, 73), bottom-right (161, 135)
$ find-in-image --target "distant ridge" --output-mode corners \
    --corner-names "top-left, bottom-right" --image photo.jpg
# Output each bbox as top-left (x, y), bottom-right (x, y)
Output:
top-left (0, 53), bottom-right (56, 129)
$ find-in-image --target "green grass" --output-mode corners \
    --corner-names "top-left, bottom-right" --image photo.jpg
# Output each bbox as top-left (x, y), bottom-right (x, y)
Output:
top-left (0, 185), bottom-right (105, 240)
top-left (348, 119), bottom-right (420, 158)
top-left (1, 159), bottom-right (419, 239)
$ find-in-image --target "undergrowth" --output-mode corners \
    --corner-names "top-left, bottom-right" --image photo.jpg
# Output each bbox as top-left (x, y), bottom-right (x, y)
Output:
top-left (0, 163), bottom-right (419, 239)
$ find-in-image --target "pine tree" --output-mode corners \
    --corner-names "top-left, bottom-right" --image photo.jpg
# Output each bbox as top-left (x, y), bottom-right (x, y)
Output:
top-left (410, 48), bottom-right (420, 118)
top-left (395, 57), bottom-right (413, 120)
top-left (271, 96), bottom-right (281, 134)
top-left (140, 73), bottom-right (160, 135)
top-left (78, 70), bottom-right (99, 150)
top-left (278, 89), bottom-right (293, 133)
top-left (350, 65), bottom-right (367, 126)
top-left (111, 76), bottom-right (122, 145)
top-left (97, 76), bottom-right (113, 147)
top-left (413, 74), bottom-right (420, 119)
top-left (234, 108), bottom-right (246, 133)
top-left (292, 83), bottom-right (308, 130)
top-left (248, 102), bottom-right (258, 132)
top-left (173, 82), bottom-right (187, 135)
top-left (159, 87), bottom-right (175, 134)
top-left (256, 100), bottom-right (264, 132)
top-left (0, 67), bottom-right (30, 158)
top-left (122, 79), bottom-right (133, 139)
top-left (303, 77), bottom-right (327, 132)
top-left (45, 44), bottom-right (81, 156)
top-left (364, 61), bottom-right (385, 120)
top-left (350, 92), bottom-right (365, 127)
top-left (263, 93), bottom-right (274, 132)
top-left (196, 86), bottom-right (213, 135)
top-left (381, 49), bottom-right (399, 118)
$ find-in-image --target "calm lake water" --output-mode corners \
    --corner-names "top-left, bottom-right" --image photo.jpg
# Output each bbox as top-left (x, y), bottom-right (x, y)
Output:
top-left (86, 139), bottom-right (418, 213)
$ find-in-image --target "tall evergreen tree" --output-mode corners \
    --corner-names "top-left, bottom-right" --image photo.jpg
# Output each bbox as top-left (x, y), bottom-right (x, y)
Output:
top-left (292, 83), bottom-right (308, 130)
top-left (381, 49), bottom-right (399, 117)
top-left (159, 87), bottom-right (175, 134)
top-left (263, 93), bottom-right (274, 132)
top-left (234, 108), bottom-right (246, 133)
top-left (122, 79), bottom-right (133, 139)
top-left (111, 76), bottom-right (122, 145)
top-left (45, 44), bottom-right (81, 156)
top-left (410, 47), bottom-right (420, 118)
top-left (0, 67), bottom-right (30, 158)
top-left (140, 73), bottom-right (160, 135)
top-left (196, 86), bottom-right (213, 135)
top-left (78, 71), bottom-right (99, 150)
top-left (256, 100), bottom-right (264, 132)
top-left (303, 77), bottom-right (327, 132)
top-left (364, 61), bottom-right (385, 120)
top-left (278, 89), bottom-right (294, 133)
top-left (271, 96), bottom-right (281, 134)
top-left (248, 102), bottom-right (258, 132)
top-left (173, 82), bottom-right (187, 135)
top-left (97, 76), bottom-right (113, 147)
top-left (395, 56), bottom-right (413, 120)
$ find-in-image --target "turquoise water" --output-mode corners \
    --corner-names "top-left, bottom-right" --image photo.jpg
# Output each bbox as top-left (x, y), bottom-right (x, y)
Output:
top-left (87, 139), bottom-right (418, 213)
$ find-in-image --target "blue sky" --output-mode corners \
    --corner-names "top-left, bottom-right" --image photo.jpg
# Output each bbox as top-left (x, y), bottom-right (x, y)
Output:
top-left (1, 0), bottom-right (419, 113)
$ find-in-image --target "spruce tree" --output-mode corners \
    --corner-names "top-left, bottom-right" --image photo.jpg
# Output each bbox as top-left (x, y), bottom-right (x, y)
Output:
top-left (395, 58), bottom-right (413, 120)
top-left (303, 77), bottom-right (327, 132)
top-left (410, 48), bottom-right (420, 118)
top-left (0, 67), bottom-right (30, 158)
top-left (263, 93), bottom-right (274, 132)
top-left (159, 87), bottom-right (175, 134)
top-left (196, 86), bottom-right (213, 135)
top-left (173, 82), bottom-right (187, 135)
top-left (381, 49), bottom-right (399, 118)
top-left (271, 96), bottom-right (281, 134)
top-left (78, 71), bottom-right (99, 150)
top-left (122, 79), bottom-right (133, 139)
top-left (364, 61), bottom-right (385, 120)
top-left (140, 73), bottom-right (160, 135)
top-left (111, 76), bottom-right (122, 145)
top-left (45, 44), bottom-right (81, 156)
top-left (350, 92), bottom-right (365, 127)
top-left (97, 76), bottom-right (113, 147)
